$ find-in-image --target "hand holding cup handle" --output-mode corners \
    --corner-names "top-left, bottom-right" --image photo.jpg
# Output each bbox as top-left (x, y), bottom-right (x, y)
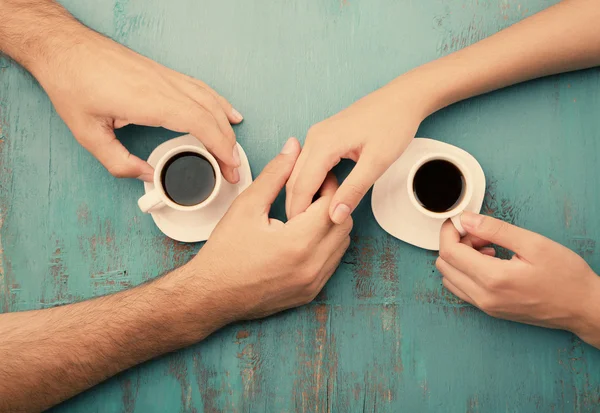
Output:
top-left (450, 214), bottom-right (467, 236)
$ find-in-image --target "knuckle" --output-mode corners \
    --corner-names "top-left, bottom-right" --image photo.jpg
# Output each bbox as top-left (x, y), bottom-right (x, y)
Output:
top-left (477, 294), bottom-right (499, 313)
top-left (307, 124), bottom-right (323, 139)
top-left (435, 257), bottom-right (444, 271)
top-left (301, 290), bottom-right (317, 305)
top-left (338, 217), bottom-right (354, 235)
top-left (231, 187), bottom-right (260, 211)
top-left (204, 96), bottom-right (224, 115)
top-left (529, 235), bottom-right (549, 255)
top-left (289, 240), bottom-right (311, 262)
top-left (483, 274), bottom-right (507, 291)
top-left (107, 163), bottom-right (132, 179)
top-left (438, 247), bottom-right (454, 263)
top-left (291, 181), bottom-right (309, 198)
top-left (378, 150), bottom-right (398, 165)
top-left (485, 219), bottom-right (508, 239)
top-left (285, 178), bottom-right (295, 194)
top-left (306, 269), bottom-right (321, 286)
top-left (299, 268), bottom-right (319, 290)
top-left (217, 95), bottom-right (233, 110)
top-left (308, 287), bottom-right (322, 303)
top-left (229, 194), bottom-right (251, 214)
top-left (191, 83), bottom-right (211, 99)
top-left (259, 164), bottom-right (281, 181)
top-left (342, 235), bottom-right (351, 250)
top-left (343, 181), bottom-right (367, 199)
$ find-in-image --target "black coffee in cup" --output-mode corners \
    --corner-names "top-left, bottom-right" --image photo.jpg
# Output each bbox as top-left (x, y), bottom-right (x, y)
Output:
top-left (413, 159), bottom-right (465, 213)
top-left (161, 152), bottom-right (216, 206)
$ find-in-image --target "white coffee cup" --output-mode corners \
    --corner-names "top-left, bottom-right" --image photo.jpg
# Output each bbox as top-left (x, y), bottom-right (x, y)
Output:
top-left (138, 145), bottom-right (222, 213)
top-left (406, 152), bottom-right (473, 236)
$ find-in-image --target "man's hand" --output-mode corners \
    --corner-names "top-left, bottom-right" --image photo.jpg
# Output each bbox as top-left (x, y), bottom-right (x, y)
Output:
top-left (0, 137), bottom-right (352, 412)
top-left (286, 84), bottom-right (423, 224)
top-left (185, 137), bottom-right (353, 322)
top-left (0, 0), bottom-right (243, 183)
top-left (437, 211), bottom-right (600, 348)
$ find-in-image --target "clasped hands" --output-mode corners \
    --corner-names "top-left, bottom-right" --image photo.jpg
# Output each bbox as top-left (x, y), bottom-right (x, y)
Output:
top-left (39, 23), bottom-right (599, 347)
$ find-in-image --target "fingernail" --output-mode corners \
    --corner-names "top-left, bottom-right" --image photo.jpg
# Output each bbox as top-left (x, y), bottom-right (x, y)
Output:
top-left (232, 168), bottom-right (240, 183)
top-left (461, 211), bottom-right (484, 229)
top-left (137, 173), bottom-right (154, 182)
top-left (331, 203), bottom-right (351, 224)
top-left (232, 145), bottom-right (241, 167)
top-left (280, 138), bottom-right (296, 154)
top-left (232, 108), bottom-right (243, 122)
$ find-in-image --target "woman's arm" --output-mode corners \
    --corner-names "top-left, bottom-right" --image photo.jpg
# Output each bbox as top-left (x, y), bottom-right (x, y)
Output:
top-left (286, 0), bottom-right (600, 224)
top-left (401, 0), bottom-right (600, 117)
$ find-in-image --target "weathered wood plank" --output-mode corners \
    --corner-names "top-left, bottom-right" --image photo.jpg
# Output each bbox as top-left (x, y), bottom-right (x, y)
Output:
top-left (1, 0), bottom-right (599, 412)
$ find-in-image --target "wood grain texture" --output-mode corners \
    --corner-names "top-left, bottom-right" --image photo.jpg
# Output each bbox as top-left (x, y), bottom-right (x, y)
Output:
top-left (1, 0), bottom-right (599, 411)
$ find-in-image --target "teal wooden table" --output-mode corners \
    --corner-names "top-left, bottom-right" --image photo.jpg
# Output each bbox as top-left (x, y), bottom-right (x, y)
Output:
top-left (1, 0), bottom-right (599, 411)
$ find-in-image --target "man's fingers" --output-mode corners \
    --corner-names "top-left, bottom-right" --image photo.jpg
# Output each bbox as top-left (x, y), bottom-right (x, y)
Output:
top-left (183, 75), bottom-right (243, 124)
top-left (159, 103), bottom-right (240, 182)
top-left (439, 220), bottom-right (505, 281)
top-left (76, 122), bottom-right (154, 181)
top-left (329, 151), bottom-right (392, 224)
top-left (313, 235), bottom-right (351, 295)
top-left (286, 147), bottom-right (339, 220)
top-left (165, 68), bottom-right (244, 124)
top-left (184, 86), bottom-right (237, 146)
top-left (479, 247), bottom-right (496, 257)
top-left (461, 211), bottom-right (548, 259)
top-left (287, 173), bottom-right (343, 240)
top-left (285, 145), bottom-right (309, 218)
top-left (216, 159), bottom-right (239, 185)
top-left (319, 173), bottom-right (339, 198)
top-left (240, 138), bottom-right (301, 214)
top-left (320, 215), bottom-right (353, 254)
top-left (165, 72), bottom-right (243, 174)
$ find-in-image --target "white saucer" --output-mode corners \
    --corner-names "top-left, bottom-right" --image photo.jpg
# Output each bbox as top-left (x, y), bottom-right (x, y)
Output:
top-left (142, 135), bottom-right (253, 242)
top-left (372, 138), bottom-right (486, 251)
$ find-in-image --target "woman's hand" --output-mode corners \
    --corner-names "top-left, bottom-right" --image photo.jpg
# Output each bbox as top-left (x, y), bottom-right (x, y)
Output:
top-left (286, 82), bottom-right (426, 224)
top-left (437, 212), bottom-right (600, 348)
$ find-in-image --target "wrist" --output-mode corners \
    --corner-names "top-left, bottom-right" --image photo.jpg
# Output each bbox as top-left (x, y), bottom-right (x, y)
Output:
top-left (384, 62), bottom-right (451, 121)
top-left (0, 1), bottom-right (88, 78)
top-left (156, 260), bottom-right (235, 344)
top-left (386, 46), bottom-right (492, 121)
top-left (571, 271), bottom-right (600, 348)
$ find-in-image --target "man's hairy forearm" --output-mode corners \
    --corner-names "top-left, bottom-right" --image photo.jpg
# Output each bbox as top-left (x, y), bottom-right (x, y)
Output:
top-left (0, 0), bottom-right (87, 75)
top-left (0, 264), bottom-right (227, 413)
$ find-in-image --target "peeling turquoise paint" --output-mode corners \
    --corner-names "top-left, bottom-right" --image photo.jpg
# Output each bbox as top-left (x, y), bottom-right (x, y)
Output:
top-left (1, 0), bottom-right (599, 411)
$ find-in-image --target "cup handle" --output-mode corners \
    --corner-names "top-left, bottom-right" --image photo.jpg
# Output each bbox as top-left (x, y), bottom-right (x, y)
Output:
top-left (138, 190), bottom-right (165, 213)
top-left (451, 213), bottom-right (467, 237)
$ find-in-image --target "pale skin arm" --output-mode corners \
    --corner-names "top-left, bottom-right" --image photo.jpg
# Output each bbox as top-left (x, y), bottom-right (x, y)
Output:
top-left (401, 0), bottom-right (600, 117)
top-left (0, 138), bottom-right (353, 412)
top-left (287, 0), bottom-right (600, 223)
